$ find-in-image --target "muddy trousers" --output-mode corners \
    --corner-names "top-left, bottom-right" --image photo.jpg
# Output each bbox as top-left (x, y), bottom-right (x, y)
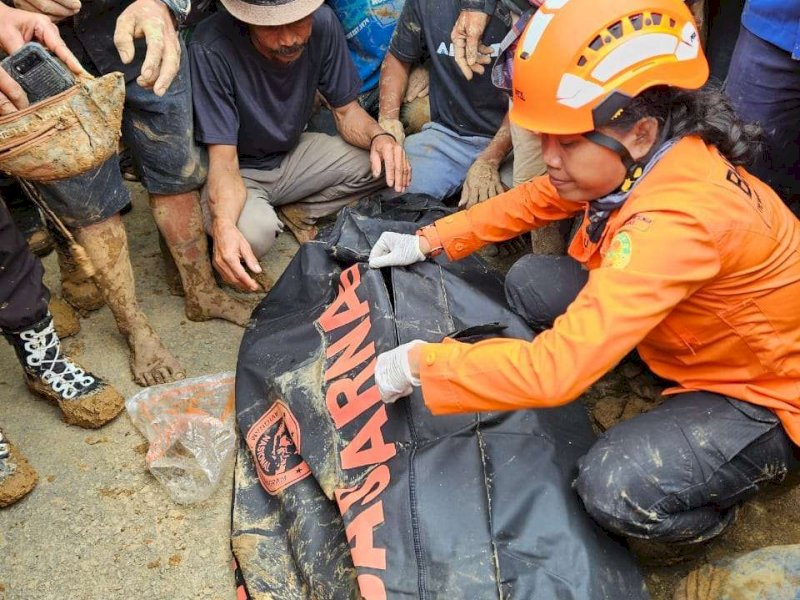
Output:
top-left (0, 200), bottom-right (49, 332)
top-left (504, 254), bottom-right (799, 543)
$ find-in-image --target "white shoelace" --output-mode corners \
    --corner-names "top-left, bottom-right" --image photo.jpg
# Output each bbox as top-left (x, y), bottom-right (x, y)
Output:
top-left (20, 321), bottom-right (95, 400)
top-left (0, 430), bottom-right (8, 460)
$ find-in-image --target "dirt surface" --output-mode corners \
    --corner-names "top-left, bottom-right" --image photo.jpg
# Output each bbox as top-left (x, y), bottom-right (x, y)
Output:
top-left (2, 183), bottom-right (799, 599)
top-left (0, 183), bottom-right (297, 600)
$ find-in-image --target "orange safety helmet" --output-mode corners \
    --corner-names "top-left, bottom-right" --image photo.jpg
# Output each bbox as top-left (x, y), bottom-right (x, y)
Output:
top-left (509, 0), bottom-right (709, 135)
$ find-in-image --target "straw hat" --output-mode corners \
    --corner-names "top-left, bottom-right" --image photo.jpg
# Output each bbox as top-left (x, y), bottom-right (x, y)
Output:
top-left (220, 0), bottom-right (323, 26)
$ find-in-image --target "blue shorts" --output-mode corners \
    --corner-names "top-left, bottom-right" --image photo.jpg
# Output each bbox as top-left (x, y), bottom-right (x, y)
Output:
top-left (33, 37), bottom-right (207, 228)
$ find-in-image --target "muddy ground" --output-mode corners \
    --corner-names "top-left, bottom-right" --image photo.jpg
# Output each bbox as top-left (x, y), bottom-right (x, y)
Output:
top-left (1, 183), bottom-right (798, 599)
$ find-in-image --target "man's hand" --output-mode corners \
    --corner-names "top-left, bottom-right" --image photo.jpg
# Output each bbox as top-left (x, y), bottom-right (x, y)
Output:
top-left (451, 10), bottom-right (492, 80)
top-left (0, 5), bottom-right (84, 113)
top-left (114, 0), bottom-right (180, 96)
top-left (211, 219), bottom-right (263, 292)
top-left (404, 64), bottom-right (429, 102)
top-left (377, 117), bottom-right (406, 147)
top-left (370, 133), bottom-right (411, 193)
top-left (13, 0), bottom-right (80, 23)
top-left (459, 158), bottom-right (504, 209)
top-left (375, 340), bottom-right (425, 403)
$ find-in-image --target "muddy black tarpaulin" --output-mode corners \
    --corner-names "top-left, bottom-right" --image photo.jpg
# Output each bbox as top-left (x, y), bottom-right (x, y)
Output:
top-left (232, 196), bottom-right (649, 599)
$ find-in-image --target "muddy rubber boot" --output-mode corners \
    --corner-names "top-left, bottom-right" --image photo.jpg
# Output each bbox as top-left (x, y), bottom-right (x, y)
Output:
top-left (55, 239), bottom-right (105, 315)
top-left (5, 314), bottom-right (125, 428)
top-left (0, 428), bottom-right (37, 508)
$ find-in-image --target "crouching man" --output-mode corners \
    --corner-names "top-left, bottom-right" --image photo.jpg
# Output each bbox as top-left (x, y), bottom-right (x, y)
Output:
top-left (189, 0), bottom-right (411, 291)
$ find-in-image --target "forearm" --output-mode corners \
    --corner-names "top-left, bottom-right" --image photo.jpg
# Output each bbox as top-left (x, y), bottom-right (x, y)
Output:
top-left (333, 103), bottom-right (384, 149)
top-left (207, 145), bottom-right (246, 230)
top-left (477, 115), bottom-right (512, 167)
top-left (379, 53), bottom-right (412, 120)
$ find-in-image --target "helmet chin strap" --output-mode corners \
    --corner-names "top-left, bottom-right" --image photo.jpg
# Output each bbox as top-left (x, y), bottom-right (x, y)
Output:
top-left (582, 130), bottom-right (643, 193)
top-left (583, 111), bottom-right (672, 193)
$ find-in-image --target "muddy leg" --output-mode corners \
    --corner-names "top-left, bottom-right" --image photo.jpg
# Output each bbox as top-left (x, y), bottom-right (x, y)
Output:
top-left (74, 215), bottom-right (184, 386)
top-left (150, 192), bottom-right (255, 327)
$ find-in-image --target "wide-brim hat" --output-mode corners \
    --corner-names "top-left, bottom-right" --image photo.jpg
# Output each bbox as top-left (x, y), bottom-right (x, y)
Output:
top-left (220, 0), bottom-right (323, 26)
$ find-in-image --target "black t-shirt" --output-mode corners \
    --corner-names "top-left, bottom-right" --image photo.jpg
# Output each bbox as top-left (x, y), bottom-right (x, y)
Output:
top-left (189, 7), bottom-right (361, 170)
top-left (389, 0), bottom-right (509, 138)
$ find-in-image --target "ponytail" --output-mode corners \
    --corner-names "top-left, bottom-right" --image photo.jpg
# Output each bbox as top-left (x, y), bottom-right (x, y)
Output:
top-left (608, 84), bottom-right (763, 167)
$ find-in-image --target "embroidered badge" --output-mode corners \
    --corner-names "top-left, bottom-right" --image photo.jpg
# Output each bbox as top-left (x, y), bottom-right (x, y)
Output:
top-left (604, 232), bottom-right (632, 269)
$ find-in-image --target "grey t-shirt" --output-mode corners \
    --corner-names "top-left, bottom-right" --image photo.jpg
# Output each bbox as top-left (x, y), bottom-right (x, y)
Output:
top-left (189, 7), bottom-right (361, 170)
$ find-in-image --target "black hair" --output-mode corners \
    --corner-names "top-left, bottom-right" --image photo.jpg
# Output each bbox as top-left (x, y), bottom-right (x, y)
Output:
top-left (607, 84), bottom-right (763, 167)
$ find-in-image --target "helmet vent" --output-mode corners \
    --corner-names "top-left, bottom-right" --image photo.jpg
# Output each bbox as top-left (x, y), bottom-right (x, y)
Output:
top-left (577, 55), bottom-right (587, 66)
top-left (589, 35), bottom-right (604, 51)
top-left (630, 13), bottom-right (643, 30)
top-left (651, 12), bottom-right (662, 25)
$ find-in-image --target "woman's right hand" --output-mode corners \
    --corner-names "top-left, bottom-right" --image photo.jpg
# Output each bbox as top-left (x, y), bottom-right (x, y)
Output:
top-left (368, 232), bottom-right (429, 269)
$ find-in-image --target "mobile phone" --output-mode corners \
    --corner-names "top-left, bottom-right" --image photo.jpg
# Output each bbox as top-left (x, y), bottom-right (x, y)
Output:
top-left (1, 42), bottom-right (75, 105)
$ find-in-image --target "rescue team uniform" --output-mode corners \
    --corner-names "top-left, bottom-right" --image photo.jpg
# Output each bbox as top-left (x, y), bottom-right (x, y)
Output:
top-left (417, 135), bottom-right (800, 540)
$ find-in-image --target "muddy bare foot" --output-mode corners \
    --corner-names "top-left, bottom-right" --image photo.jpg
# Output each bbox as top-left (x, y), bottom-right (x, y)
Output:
top-left (185, 288), bottom-right (255, 327)
top-left (278, 205), bottom-right (318, 244)
top-left (128, 321), bottom-right (185, 387)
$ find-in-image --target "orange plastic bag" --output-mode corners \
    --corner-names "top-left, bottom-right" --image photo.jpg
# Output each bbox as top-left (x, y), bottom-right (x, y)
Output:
top-left (126, 372), bottom-right (235, 504)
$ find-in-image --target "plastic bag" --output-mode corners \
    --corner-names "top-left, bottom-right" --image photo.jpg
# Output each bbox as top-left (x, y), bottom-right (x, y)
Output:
top-left (126, 372), bottom-right (236, 504)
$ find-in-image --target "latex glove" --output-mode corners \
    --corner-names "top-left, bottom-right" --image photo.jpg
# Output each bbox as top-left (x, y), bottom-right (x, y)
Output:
top-left (459, 159), bottom-right (504, 209)
top-left (114, 0), bottom-right (180, 96)
top-left (450, 10), bottom-right (493, 80)
top-left (13, 0), bottom-right (80, 23)
top-left (0, 5), bottom-right (85, 113)
top-left (370, 133), bottom-right (411, 193)
top-left (369, 232), bottom-right (425, 269)
top-left (375, 340), bottom-right (425, 403)
top-left (404, 64), bottom-right (429, 102)
top-left (378, 117), bottom-right (406, 147)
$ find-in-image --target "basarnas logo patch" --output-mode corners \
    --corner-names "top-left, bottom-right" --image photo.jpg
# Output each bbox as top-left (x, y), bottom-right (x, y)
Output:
top-left (604, 231), bottom-right (632, 269)
top-left (246, 400), bottom-right (311, 495)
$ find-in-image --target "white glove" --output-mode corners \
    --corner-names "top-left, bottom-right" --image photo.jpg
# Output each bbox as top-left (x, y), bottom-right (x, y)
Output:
top-left (375, 340), bottom-right (425, 403)
top-left (369, 232), bottom-right (426, 269)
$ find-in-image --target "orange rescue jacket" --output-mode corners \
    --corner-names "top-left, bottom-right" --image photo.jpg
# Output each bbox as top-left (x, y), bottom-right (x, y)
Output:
top-left (418, 136), bottom-right (800, 445)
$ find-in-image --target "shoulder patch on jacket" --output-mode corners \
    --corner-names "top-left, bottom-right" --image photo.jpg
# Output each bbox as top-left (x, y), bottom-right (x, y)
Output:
top-left (604, 232), bottom-right (632, 269)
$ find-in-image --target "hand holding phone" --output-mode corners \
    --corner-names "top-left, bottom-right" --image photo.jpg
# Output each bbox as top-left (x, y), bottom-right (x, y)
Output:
top-left (0, 4), bottom-right (84, 113)
top-left (1, 42), bottom-right (75, 105)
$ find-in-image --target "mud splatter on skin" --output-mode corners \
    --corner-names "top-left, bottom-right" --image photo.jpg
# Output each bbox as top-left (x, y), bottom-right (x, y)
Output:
top-left (75, 214), bottom-right (184, 386)
top-left (56, 242), bottom-right (104, 315)
top-left (150, 191), bottom-right (254, 327)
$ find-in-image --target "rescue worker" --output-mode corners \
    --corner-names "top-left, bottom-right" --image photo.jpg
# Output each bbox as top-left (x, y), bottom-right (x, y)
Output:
top-left (368, 0), bottom-right (800, 546)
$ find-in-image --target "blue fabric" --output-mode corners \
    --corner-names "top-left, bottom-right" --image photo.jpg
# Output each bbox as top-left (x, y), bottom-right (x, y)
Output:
top-left (726, 25), bottom-right (800, 202)
top-left (404, 122), bottom-right (491, 199)
top-left (742, 0), bottom-right (800, 58)
top-left (327, 0), bottom-right (404, 93)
